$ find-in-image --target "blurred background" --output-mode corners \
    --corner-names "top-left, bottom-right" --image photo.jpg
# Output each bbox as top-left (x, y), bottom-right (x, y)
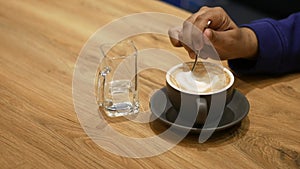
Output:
top-left (161, 0), bottom-right (300, 25)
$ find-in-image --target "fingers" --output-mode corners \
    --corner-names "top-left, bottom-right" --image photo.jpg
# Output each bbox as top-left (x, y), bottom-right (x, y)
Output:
top-left (193, 6), bottom-right (237, 31)
top-left (182, 8), bottom-right (209, 51)
top-left (182, 19), bottom-right (194, 50)
top-left (192, 14), bottom-right (212, 32)
top-left (168, 6), bottom-right (239, 60)
top-left (168, 25), bottom-right (197, 58)
top-left (182, 18), bottom-right (208, 55)
top-left (168, 26), bottom-right (182, 47)
top-left (191, 20), bottom-right (211, 51)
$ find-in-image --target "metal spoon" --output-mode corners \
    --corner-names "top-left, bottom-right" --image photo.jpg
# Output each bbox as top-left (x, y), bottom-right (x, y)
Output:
top-left (191, 50), bottom-right (200, 71)
top-left (190, 20), bottom-right (211, 72)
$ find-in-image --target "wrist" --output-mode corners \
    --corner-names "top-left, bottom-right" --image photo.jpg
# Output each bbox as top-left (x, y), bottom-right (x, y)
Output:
top-left (240, 27), bottom-right (258, 59)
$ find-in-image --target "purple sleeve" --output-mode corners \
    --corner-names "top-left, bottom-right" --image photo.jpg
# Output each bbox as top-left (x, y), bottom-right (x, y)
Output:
top-left (228, 12), bottom-right (300, 75)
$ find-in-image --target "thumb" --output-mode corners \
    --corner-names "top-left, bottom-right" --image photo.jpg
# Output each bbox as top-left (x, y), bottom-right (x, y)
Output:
top-left (203, 28), bottom-right (219, 45)
top-left (204, 28), bottom-right (237, 47)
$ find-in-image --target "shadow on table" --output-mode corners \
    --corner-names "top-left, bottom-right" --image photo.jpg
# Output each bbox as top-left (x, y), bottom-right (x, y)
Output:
top-left (150, 115), bottom-right (250, 149)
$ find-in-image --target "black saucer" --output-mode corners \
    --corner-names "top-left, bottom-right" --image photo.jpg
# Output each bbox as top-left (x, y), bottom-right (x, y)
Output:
top-left (150, 88), bottom-right (249, 133)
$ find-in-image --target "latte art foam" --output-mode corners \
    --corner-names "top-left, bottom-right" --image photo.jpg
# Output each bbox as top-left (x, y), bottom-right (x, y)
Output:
top-left (174, 71), bottom-right (226, 93)
top-left (168, 62), bottom-right (230, 93)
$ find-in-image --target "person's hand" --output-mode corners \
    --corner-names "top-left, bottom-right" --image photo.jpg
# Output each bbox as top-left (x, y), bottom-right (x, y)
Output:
top-left (168, 6), bottom-right (258, 60)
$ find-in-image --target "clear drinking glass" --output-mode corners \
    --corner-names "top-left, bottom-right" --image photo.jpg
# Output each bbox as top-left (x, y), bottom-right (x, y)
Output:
top-left (96, 40), bottom-right (139, 117)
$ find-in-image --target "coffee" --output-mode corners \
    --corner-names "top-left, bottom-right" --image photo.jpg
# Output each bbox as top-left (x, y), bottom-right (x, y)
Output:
top-left (167, 62), bottom-right (231, 94)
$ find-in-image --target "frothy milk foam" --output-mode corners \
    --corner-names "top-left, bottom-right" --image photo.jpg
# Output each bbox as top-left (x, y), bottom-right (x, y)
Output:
top-left (168, 63), bottom-right (230, 93)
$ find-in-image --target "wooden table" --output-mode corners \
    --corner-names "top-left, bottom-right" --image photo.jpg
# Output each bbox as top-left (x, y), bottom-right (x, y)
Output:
top-left (1, 0), bottom-right (299, 168)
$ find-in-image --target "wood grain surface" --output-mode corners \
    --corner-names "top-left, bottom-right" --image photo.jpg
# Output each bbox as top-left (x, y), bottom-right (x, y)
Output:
top-left (1, 0), bottom-right (299, 168)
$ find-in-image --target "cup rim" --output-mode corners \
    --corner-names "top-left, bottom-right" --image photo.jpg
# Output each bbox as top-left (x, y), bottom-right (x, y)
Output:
top-left (166, 62), bottom-right (234, 95)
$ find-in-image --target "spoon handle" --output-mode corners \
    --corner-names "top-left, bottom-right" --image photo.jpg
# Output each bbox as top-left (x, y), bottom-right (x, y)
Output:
top-left (191, 50), bottom-right (199, 71)
top-left (191, 20), bottom-right (211, 72)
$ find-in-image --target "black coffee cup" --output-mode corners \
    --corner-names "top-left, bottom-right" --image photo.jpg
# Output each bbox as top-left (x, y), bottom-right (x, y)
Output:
top-left (166, 62), bottom-right (235, 126)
